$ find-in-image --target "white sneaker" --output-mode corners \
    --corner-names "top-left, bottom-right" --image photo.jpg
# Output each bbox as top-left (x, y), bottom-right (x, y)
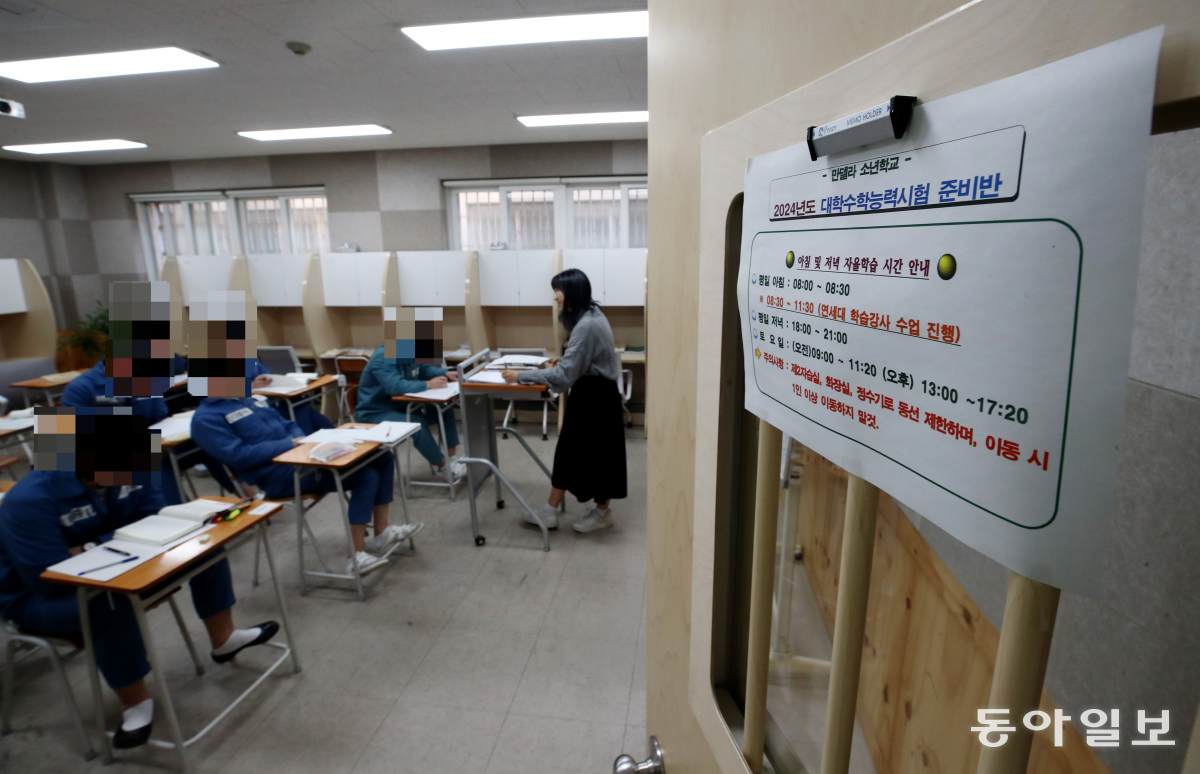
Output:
top-left (573, 508), bottom-right (614, 534)
top-left (346, 551), bottom-right (388, 576)
top-left (523, 503), bottom-right (559, 530)
top-left (365, 523), bottom-right (425, 555)
top-left (447, 458), bottom-right (468, 480)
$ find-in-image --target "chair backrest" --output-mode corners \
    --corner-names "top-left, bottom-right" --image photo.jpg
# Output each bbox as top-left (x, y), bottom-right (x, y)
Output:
top-left (257, 346), bottom-right (301, 375)
top-left (619, 368), bottom-right (633, 401)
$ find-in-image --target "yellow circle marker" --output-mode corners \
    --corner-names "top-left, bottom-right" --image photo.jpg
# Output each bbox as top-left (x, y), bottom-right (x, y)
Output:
top-left (937, 253), bottom-right (957, 280)
top-left (785, 250), bottom-right (795, 268)
top-left (754, 348), bottom-right (761, 358)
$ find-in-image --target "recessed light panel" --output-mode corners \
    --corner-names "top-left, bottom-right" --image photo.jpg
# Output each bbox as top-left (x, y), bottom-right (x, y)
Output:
top-left (518, 111), bottom-right (649, 127)
top-left (237, 125), bottom-right (392, 141)
top-left (0, 47), bottom-right (217, 84)
top-left (3, 139), bottom-right (147, 154)
top-left (402, 11), bottom-right (648, 51)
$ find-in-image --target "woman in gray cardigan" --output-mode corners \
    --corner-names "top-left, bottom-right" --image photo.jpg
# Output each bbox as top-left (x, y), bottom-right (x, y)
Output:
top-left (502, 268), bottom-right (627, 533)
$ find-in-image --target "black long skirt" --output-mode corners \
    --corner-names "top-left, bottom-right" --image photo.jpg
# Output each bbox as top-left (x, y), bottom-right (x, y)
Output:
top-left (552, 374), bottom-right (627, 503)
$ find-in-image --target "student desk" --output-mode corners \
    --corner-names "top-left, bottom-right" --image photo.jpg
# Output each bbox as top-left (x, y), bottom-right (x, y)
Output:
top-left (40, 497), bottom-right (299, 771)
top-left (272, 422), bottom-right (419, 601)
top-left (254, 374), bottom-right (339, 424)
top-left (11, 371), bottom-right (81, 407)
top-left (455, 352), bottom-right (558, 551)
top-left (391, 389), bottom-right (463, 500)
top-left (0, 421), bottom-right (34, 466)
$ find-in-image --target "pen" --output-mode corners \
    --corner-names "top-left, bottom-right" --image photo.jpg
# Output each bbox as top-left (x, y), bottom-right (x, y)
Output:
top-left (103, 546), bottom-right (132, 557)
top-left (79, 556), bottom-right (137, 576)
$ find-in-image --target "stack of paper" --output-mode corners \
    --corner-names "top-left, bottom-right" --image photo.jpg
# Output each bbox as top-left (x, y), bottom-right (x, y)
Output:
top-left (254, 375), bottom-right (308, 395)
top-left (286, 372), bottom-right (319, 383)
top-left (465, 370), bottom-right (508, 385)
top-left (40, 370), bottom-right (81, 384)
top-left (150, 410), bottom-right (195, 442)
top-left (0, 416), bottom-right (35, 432)
top-left (486, 354), bottom-right (549, 369)
top-left (404, 382), bottom-right (461, 401)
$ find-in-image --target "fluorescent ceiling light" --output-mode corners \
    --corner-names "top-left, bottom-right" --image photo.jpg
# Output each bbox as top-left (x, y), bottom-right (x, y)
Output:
top-left (518, 111), bottom-right (648, 127)
top-left (0, 47), bottom-right (217, 84)
top-left (401, 11), bottom-right (648, 51)
top-left (2, 139), bottom-right (147, 154)
top-left (238, 124), bottom-right (392, 142)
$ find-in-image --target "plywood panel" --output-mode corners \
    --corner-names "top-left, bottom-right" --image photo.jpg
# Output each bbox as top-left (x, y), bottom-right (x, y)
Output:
top-left (794, 448), bottom-right (1108, 774)
top-left (0, 259), bottom-right (54, 360)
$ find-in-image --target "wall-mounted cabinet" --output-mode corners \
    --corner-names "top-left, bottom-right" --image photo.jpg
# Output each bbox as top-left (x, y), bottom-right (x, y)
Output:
top-left (248, 254), bottom-right (312, 307)
top-left (398, 251), bottom-right (469, 306)
top-left (319, 252), bottom-right (389, 307)
top-left (563, 248), bottom-right (647, 306)
top-left (176, 255), bottom-right (234, 306)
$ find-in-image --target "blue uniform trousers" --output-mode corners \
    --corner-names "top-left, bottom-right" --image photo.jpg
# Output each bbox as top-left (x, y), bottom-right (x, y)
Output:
top-left (12, 557), bottom-right (236, 690)
top-left (373, 406), bottom-right (459, 466)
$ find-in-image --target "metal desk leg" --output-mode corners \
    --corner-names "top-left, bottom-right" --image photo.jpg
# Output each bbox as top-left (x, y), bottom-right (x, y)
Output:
top-left (167, 596), bottom-right (204, 677)
top-left (294, 469), bottom-right (306, 596)
top-left (332, 472), bottom-right (366, 601)
top-left (130, 596), bottom-right (189, 772)
top-left (437, 405), bottom-right (455, 502)
top-left (77, 587), bottom-right (112, 763)
top-left (167, 448), bottom-right (186, 504)
top-left (258, 522), bottom-right (302, 673)
top-left (286, 399), bottom-right (296, 423)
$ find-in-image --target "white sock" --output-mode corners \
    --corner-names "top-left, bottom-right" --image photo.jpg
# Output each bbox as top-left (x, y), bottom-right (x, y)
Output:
top-left (121, 698), bottom-right (154, 731)
top-left (213, 626), bottom-right (262, 656)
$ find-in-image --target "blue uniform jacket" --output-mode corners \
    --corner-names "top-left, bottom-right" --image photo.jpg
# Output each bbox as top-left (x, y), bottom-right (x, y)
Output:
top-left (355, 345), bottom-right (447, 422)
top-left (0, 471), bottom-right (165, 616)
top-left (191, 397), bottom-right (303, 488)
top-left (62, 359), bottom-right (173, 425)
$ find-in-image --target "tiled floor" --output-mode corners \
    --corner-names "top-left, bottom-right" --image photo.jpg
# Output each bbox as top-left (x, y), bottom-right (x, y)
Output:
top-left (0, 424), bottom-right (648, 774)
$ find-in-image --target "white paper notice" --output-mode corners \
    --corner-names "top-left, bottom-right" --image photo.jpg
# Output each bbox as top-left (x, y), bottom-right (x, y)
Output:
top-left (737, 29), bottom-right (1162, 593)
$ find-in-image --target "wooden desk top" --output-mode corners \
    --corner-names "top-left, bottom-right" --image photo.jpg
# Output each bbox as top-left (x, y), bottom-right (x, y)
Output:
top-left (0, 480), bottom-right (16, 493)
top-left (254, 374), bottom-right (337, 400)
top-left (11, 371), bottom-right (81, 389)
top-left (41, 496), bottom-right (282, 594)
top-left (161, 433), bottom-right (193, 449)
top-left (462, 381), bottom-right (548, 393)
top-left (272, 423), bottom-right (382, 469)
top-left (0, 423), bottom-right (33, 440)
top-left (392, 391), bottom-right (457, 404)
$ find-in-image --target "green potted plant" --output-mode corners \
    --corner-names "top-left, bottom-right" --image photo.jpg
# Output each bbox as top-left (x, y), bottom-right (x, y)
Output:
top-left (56, 302), bottom-right (109, 372)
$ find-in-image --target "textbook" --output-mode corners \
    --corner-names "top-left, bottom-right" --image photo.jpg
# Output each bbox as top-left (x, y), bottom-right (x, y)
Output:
top-left (112, 499), bottom-right (228, 546)
top-left (114, 515), bottom-right (204, 546)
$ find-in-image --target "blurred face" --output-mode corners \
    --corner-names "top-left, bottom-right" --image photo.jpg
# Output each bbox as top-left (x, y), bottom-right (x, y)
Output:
top-left (105, 281), bottom-right (181, 398)
top-left (384, 307), bottom-right (442, 364)
top-left (187, 291), bottom-right (257, 397)
top-left (553, 289), bottom-right (564, 311)
top-left (35, 407), bottom-right (161, 487)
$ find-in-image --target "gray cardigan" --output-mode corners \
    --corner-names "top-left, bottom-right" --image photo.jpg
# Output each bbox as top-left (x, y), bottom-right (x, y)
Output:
top-left (518, 307), bottom-right (620, 393)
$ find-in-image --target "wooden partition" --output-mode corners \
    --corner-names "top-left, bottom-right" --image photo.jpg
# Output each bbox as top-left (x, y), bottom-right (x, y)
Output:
top-left (794, 448), bottom-right (1107, 774)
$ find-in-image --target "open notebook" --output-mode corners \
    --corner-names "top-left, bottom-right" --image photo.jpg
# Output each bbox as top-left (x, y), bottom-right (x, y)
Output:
top-left (113, 499), bottom-right (228, 546)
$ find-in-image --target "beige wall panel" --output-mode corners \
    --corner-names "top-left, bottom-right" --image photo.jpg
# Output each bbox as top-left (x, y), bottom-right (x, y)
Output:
top-left (657, 1), bottom-right (1200, 773)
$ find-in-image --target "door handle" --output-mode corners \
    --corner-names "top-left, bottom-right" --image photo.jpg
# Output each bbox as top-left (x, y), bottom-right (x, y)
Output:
top-left (614, 735), bottom-right (664, 774)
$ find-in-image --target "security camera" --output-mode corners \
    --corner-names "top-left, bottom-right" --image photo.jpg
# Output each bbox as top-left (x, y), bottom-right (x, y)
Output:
top-left (0, 98), bottom-right (25, 119)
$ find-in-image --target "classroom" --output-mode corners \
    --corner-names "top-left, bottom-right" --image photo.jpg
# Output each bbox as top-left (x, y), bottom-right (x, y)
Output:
top-left (0, 2), bottom-right (1198, 774)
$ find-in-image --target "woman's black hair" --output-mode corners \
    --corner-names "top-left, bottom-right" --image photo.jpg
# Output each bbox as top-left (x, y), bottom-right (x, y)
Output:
top-left (551, 268), bottom-right (599, 330)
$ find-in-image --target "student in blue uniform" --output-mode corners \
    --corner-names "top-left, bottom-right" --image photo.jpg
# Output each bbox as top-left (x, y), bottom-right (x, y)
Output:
top-left (0, 418), bottom-right (278, 749)
top-left (62, 357), bottom-right (239, 504)
top-left (191, 383), bottom-right (419, 576)
top-left (355, 348), bottom-right (465, 480)
top-left (246, 359), bottom-right (335, 436)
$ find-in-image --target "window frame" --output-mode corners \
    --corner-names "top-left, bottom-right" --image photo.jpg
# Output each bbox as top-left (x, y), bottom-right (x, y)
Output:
top-left (445, 176), bottom-right (647, 250)
top-left (131, 186), bottom-right (328, 279)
